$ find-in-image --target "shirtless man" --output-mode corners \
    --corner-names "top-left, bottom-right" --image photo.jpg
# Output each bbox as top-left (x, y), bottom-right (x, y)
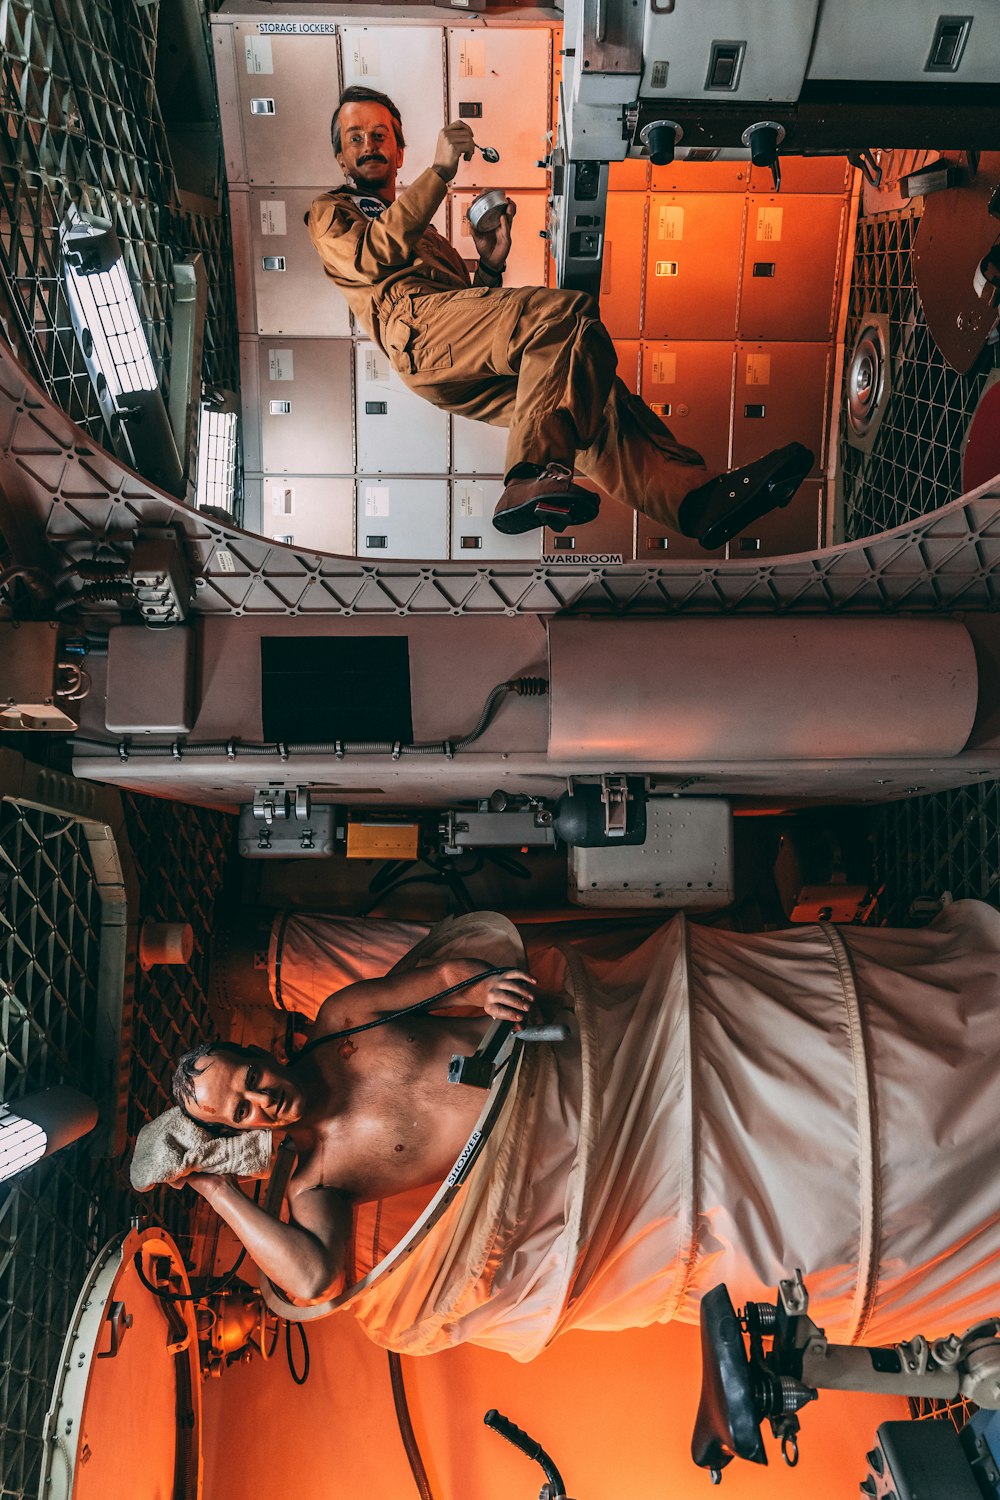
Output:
top-left (173, 958), bottom-right (535, 1303)
top-left (307, 85), bottom-right (813, 546)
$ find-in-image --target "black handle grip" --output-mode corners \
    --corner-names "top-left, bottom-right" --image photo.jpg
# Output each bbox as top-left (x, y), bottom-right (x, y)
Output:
top-left (483, 1410), bottom-right (566, 1497)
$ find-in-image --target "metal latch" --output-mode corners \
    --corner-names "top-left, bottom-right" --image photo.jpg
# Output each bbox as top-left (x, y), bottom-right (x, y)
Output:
top-left (600, 774), bottom-right (631, 838)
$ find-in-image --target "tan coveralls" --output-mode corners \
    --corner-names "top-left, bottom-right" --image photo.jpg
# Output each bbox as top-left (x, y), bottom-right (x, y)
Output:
top-left (307, 168), bottom-right (708, 527)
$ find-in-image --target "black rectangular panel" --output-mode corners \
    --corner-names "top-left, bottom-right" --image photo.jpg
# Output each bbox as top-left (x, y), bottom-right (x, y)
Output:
top-left (261, 636), bottom-right (413, 743)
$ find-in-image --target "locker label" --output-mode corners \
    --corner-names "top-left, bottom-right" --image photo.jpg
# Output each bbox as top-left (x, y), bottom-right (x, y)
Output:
top-left (268, 349), bottom-right (294, 381)
top-left (364, 486), bottom-right (390, 517)
top-left (745, 352), bottom-right (771, 385)
top-left (655, 260), bottom-right (679, 277)
top-left (351, 39), bottom-right (379, 77)
top-left (260, 200), bottom-right (287, 236)
top-left (245, 36), bottom-right (274, 74)
top-left (459, 488), bottom-right (484, 518)
top-left (756, 206), bottom-right (783, 242)
top-left (271, 486), bottom-right (295, 516)
top-left (256, 21), bottom-right (336, 34)
top-left (364, 348), bottom-right (390, 384)
top-left (459, 37), bottom-right (486, 78)
top-left (657, 205), bottom-right (684, 241)
top-left (651, 352), bottom-right (677, 385)
top-left (214, 550), bottom-right (237, 573)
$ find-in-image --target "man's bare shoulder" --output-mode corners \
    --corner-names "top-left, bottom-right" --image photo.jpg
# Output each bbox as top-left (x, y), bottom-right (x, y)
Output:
top-left (310, 976), bottom-right (385, 1041)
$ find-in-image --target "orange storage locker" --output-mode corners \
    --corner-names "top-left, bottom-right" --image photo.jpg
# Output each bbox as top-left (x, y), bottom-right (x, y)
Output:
top-left (651, 158), bottom-right (749, 193)
top-left (738, 194), bottom-right (848, 342)
top-left (747, 156), bottom-right (852, 194)
top-left (643, 193), bottom-right (745, 340)
top-left (543, 490), bottom-right (636, 562)
top-left (640, 341), bottom-right (734, 472)
top-left (614, 339), bottom-right (641, 393)
top-left (609, 158), bottom-right (650, 190)
top-left (727, 478), bottom-right (825, 558)
top-left (732, 342), bottom-right (831, 472)
top-left (600, 195), bottom-right (646, 338)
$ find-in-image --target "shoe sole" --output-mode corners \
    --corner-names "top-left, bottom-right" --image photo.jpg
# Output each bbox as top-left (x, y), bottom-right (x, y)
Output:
top-left (492, 489), bottom-right (600, 536)
top-left (699, 447), bottom-right (813, 551)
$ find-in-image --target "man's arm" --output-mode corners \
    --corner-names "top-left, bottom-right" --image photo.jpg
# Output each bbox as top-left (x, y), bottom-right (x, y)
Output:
top-left (308, 167), bottom-right (449, 286)
top-left (313, 957), bottom-right (535, 1035)
top-left (188, 1172), bottom-right (351, 1302)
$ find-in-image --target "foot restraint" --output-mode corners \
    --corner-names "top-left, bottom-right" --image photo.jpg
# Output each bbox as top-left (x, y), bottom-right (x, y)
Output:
top-left (681, 442), bottom-right (814, 551)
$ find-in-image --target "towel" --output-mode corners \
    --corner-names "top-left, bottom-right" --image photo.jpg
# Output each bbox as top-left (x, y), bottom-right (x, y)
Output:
top-left (130, 1106), bottom-right (273, 1192)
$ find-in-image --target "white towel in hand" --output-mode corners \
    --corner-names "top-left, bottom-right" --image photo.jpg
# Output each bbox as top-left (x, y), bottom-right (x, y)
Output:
top-left (130, 1106), bottom-right (273, 1192)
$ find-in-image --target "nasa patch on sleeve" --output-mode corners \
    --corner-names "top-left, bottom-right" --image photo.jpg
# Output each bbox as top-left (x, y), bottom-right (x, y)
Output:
top-left (351, 194), bottom-right (386, 220)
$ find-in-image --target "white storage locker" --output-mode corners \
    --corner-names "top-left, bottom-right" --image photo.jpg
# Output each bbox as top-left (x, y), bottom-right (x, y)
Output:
top-left (233, 25), bottom-right (343, 188)
top-left (448, 28), bottom-right (551, 191)
top-left (249, 189), bottom-right (351, 338)
top-left (240, 476), bottom-right (263, 534)
top-left (450, 190), bottom-right (548, 289)
top-left (339, 27), bottom-right (446, 181)
top-left (452, 412), bottom-right (509, 475)
top-left (239, 338), bottom-right (263, 472)
top-left (263, 475), bottom-right (355, 555)
top-left (451, 479), bottom-right (541, 561)
top-left (356, 478), bottom-right (449, 558)
top-left (259, 340), bottom-right (355, 474)
top-left (354, 343), bottom-right (449, 473)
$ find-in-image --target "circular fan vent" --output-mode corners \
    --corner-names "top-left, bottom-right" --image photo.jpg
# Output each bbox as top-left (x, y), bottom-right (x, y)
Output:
top-left (846, 316), bottom-right (890, 451)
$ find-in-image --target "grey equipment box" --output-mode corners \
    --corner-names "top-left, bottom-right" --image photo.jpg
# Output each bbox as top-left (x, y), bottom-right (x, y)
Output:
top-left (567, 796), bottom-right (733, 908)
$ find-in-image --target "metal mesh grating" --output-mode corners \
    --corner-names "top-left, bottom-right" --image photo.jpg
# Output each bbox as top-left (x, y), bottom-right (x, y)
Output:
top-left (0, 0), bottom-right (239, 459)
top-left (0, 790), bottom-right (232, 1500)
top-left (869, 782), bottom-right (1000, 926)
top-left (840, 207), bottom-right (1000, 540)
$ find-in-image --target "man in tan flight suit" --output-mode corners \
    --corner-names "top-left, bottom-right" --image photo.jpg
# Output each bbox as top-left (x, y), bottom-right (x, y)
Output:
top-left (307, 86), bottom-right (813, 546)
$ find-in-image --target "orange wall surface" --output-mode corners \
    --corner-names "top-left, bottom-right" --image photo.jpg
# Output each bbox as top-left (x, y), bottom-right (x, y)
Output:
top-left (202, 1309), bottom-right (906, 1498)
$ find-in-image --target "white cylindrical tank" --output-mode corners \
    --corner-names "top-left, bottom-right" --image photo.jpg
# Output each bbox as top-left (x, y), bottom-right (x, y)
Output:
top-left (547, 617), bottom-right (978, 760)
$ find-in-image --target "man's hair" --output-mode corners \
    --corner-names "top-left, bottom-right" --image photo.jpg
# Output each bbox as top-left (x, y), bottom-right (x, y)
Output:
top-left (330, 85), bottom-right (405, 155)
top-left (171, 1039), bottom-right (265, 1137)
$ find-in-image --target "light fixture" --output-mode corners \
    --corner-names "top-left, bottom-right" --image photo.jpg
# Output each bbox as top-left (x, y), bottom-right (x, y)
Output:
top-left (60, 207), bottom-right (184, 496)
top-left (0, 1086), bottom-right (98, 1184)
top-left (195, 390), bottom-right (240, 516)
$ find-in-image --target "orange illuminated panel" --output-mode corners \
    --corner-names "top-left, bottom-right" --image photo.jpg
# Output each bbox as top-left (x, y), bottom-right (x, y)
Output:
top-left (738, 194), bottom-right (848, 342)
top-left (613, 339), bottom-right (640, 394)
top-left (346, 818), bottom-right (420, 860)
top-left (748, 156), bottom-right (851, 194)
top-left (727, 478), bottom-right (825, 559)
top-left (651, 158), bottom-right (749, 193)
top-left (732, 342), bottom-right (830, 472)
top-left (600, 195), bottom-right (646, 337)
top-left (643, 193), bottom-right (744, 340)
top-left (609, 158), bottom-right (650, 190)
top-left (640, 341), bottom-right (734, 473)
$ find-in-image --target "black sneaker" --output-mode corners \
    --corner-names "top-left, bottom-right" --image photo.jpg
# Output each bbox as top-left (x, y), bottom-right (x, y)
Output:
top-left (680, 442), bottom-right (814, 550)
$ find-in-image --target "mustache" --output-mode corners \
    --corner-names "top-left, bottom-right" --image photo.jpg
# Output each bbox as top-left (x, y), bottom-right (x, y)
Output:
top-left (358, 153), bottom-right (388, 166)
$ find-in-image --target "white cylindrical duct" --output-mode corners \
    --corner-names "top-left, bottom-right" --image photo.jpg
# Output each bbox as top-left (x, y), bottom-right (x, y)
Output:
top-left (547, 617), bottom-right (978, 761)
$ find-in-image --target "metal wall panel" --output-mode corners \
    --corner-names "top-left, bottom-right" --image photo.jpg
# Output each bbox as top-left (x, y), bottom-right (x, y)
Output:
top-left (726, 477), bottom-right (824, 558)
top-left (732, 341), bottom-right (830, 471)
top-left (640, 341), bottom-right (734, 472)
top-left (247, 188), bottom-right (351, 337)
top-left (451, 190), bottom-right (548, 290)
top-left (354, 343), bottom-right (449, 473)
top-left (232, 25), bottom-right (342, 188)
top-left (451, 479), bottom-right (541, 560)
top-left (747, 157), bottom-right (851, 194)
top-left (738, 194), bottom-right (846, 342)
top-left (640, 1), bottom-right (820, 101)
top-left (643, 193), bottom-right (745, 340)
top-left (239, 338), bottom-right (262, 472)
top-left (452, 412), bottom-right (509, 475)
top-left (599, 194), bottom-right (646, 338)
top-left (609, 159), bottom-right (650, 191)
top-left (258, 340), bottom-right (355, 474)
top-left (356, 477), bottom-right (449, 558)
top-left (614, 339), bottom-right (641, 393)
top-left (241, 476), bottom-right (262, 534)
top-left (543, 486), bottom-right (637, 561)
top-left (339, 26), bottom-right (446, 182)
top-left (650, 159), bottom-right (749, 193)
top-left (448, 28), bottom-right (551, 190)
top-left (261, 475), bottom-right (355, 554)
top-left (228, 188), bottom-right (255, 330)
top-left (808, 1), bottom-right (1000, 82)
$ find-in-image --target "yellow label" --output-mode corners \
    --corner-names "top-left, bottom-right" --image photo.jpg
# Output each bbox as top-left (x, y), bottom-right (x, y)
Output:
top-left (745, 352), bottom-right (771, 386)
top-left (460, 37), bottom-right (486, 77)
top-left (756, 205), bottom-right (783, 242)
top-left (652, 352), bottom-right (677, 385)
top-left (657, 204), bottom-right (684, 241)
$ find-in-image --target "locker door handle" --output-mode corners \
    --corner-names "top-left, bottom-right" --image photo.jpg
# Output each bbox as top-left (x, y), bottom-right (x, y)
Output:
top-left (752, 262), bottom-right (775, 277)
top-left (460, 535), bottom-right (482, 549)
top-left (743, 403), bottom-right (766, 418)
top-left (366, 535), bottom-right (388, 548)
